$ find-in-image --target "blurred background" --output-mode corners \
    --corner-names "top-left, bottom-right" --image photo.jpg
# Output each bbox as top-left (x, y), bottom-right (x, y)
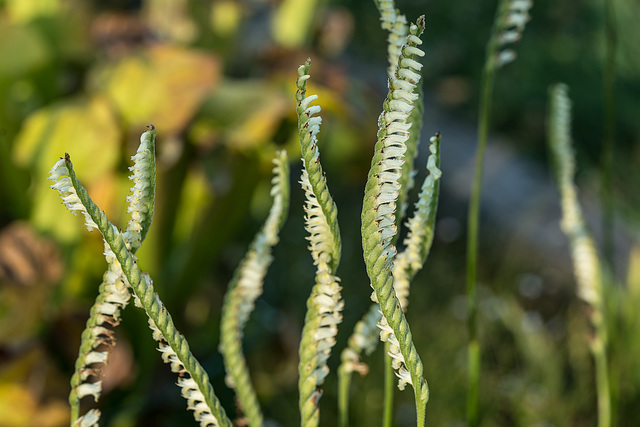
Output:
top-left (0, 0), bottom-right (639, 425)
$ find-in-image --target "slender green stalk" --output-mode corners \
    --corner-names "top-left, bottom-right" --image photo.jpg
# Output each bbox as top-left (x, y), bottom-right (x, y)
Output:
top-left (50, 154), bottom-right (233, 427)
top-left (464, 2), bottom-right (532, 424)
top-left (601, 0), bottom-right (618, 421)
top-left (338, 304), bottom-right (381, 427)
top-left (337, 366), bottom-right (350, 427)
top-left (382, 348), bottom-right (394, 427)
top-left (548, 83), bottom-right (610, 427)
top-left (295, 61), bottom-right (344, 427)
top-left (219, 151), bottom-right (290, 426)
top-left (601, 0), bottom-right (617, 274)
top-left (361, 17), bottom-right (429, 427)
top-left (465, 61), bottom-right (493, 427)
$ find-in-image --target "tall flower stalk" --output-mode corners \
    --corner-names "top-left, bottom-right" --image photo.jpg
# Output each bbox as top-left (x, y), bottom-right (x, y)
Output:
top-left (547, 84), bottom-right (610, 427)
top-left (66, 126), bottom-right (156, 426)
top-left (49, 131), bottom-right (233, 427)
top-left (464, 1), bottom-right (532, 424)
top-left (295, 60), bottom-right (344, 427)
top-left (360, 16), bottom-right (430, 427)
top-left (219, 150), bottom-right (290, 426)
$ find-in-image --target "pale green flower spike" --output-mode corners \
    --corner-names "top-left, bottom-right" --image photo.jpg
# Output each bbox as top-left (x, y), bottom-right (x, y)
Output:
top-left (295, 59), bottom-right (342, 274)
top-left (124, 125), bottom-right (157, 249)
top-left (547, 84), bottom-right (610, 427)
top-left (486, 0), bottom-right (533, 71)
top-left (62, 126), bottom-right (156, 427)
top-left (219, 150), bottom-right (290, 426)
top-left (295, 61), bottom-right (344, 427)
top-left (338, 134), bottom-right (440, 420)
top-left (377, 134), bottom-right (440, 399)
top-left (360, 15), bottom-right (429, 426)
top-left (49, 151), bottom-right (233, 427)
top-left (392, 134), bottom-right (441, 310)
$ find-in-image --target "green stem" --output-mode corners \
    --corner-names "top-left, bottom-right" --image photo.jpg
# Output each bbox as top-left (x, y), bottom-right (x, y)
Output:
top-left (382, 347), bottom-right (394, 427)
top-left (593, 326), bottom-right (611, 427)
top-left (601, 0), bottom-right (617, 275)
top-left (466, 340), bottom-right (480, 427)
top-left (64, 155), bottom-right (233, 427)
top-left (466, 59), bottom-right (495, 427)
top-left (338, 365), bottom-right (351, 427)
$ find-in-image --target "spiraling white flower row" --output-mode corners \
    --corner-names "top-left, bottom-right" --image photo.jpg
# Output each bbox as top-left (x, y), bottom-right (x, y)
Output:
top-left (48, 157), bottom-right (98, 232)
top-left (371, 21), bottom-right (425, 391)
top-left (296, 65), bottom-right (344, 425)
top-left (300, 168), bottom-right (343, 385)
top-left (49, 159), bottom-right (130, 427)
top-left (491, 0), bottom-right (533, 69)
top-left (133, 275), bottom-right (220, 427)
top-left (309, 267), bottom-right (344, 387)
top-left (51, 129), bottom-right (155, 427)
top-left (301, 169), bottom-right (332, 266)
top-left (374, 24), bottom-right (424, 271)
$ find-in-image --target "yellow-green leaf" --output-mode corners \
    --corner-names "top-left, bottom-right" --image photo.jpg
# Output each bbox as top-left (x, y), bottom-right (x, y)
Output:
top-left (94, 45), bottom-right (220, 134)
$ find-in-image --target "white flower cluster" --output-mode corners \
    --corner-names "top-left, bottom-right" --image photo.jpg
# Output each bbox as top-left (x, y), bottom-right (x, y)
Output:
top-left (374, 24), bottom-right (425, 270)
top-left (492, 0), bottom-right (533, 69)
top-left (124, 127), bottom-right (155, 250)
top-left (48, 156), bottom-right (98, 232)
top-left (300, 169), bottom-right (332, 266)
top-left (393, 138), bottom-right (442, 310)
top-left (298, 92), bottom-right (323, 165)
top-left (141, 273), bottom-right (220, 427)
top-left (549, 85), bottom-right (600, 306)
top-left (74, 409), bottom-right (100, 427)
top-left (385, 14), bottom-right (408, 79)
top-left (378, 319), bottom-right (413, 390)
top-left (309, 268), bottom-right (344, 387)
top-left (74, 244), bottom-right (131, 401)
top-left (341, 304), bottom-right (382, 375)
top-left (50, 156), bottom-right (134, 426)
top-left (300, 169), bottom-right (344, 386)
top-left (376, 0), bottom-right (397, 31)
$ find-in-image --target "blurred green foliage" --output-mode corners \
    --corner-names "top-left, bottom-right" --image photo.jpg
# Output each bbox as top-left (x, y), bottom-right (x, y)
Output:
top-left (0, 0), bottom-right (639, 426)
